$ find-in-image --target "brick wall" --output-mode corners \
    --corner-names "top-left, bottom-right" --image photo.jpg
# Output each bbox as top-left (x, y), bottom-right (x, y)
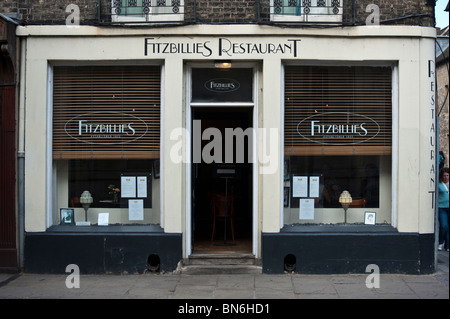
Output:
top-left (0, 0), bottom-right (18, 18)
top-left (352, 0), bottom-right (435, 26)
top-left (437, 60), bottom-right (449, 168)
top-left (3, 0), bottom-right (98, 24)
top-left (193, 0), bottom-right (258, 23)
top-left (0, 0), bottom-right (436, 26)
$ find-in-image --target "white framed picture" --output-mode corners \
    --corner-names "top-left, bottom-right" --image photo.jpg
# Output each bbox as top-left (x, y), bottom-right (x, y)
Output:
top-left (60, 208), bottom-right (75, 225)
top-left (364, 212), bottom-right (376, 225)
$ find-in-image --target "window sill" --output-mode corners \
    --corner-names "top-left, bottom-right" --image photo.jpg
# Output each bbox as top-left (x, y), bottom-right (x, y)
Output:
top-left (46, 224), bottom-right (163, 233)
top-left (111, 15), bottom-right (185, 24)
top-left (281, 224), bottom-right (397, 233)
top-left (271, 15), bottom-right (342, 23)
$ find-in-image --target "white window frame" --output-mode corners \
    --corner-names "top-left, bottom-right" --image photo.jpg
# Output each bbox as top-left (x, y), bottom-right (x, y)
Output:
top-left (280, 61), bottom-right (398, 228)
top-left (47, 61), bottom-right (165, 228)
top-left (185, 62), bottom-right (260, 258)
top-left (270, 0), bottom-right (342, 23)
top-left (111, 0), bottom-right (184, 23)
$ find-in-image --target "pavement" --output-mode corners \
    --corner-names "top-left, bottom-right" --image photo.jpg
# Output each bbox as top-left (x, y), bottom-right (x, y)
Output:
top-left (0, 251), bottom-right (448, 300)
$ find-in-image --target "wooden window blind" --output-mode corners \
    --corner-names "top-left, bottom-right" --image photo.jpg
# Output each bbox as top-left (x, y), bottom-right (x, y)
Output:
top-left (284, 65), bottom-right (392, 156)
top-left (53, 65), bottom-right (160, 159)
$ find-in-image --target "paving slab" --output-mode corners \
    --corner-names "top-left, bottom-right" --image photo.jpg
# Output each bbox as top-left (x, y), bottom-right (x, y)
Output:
top-left (0, 252), bottom-right (448, 300)
top-left (291, 276), bottom-right (336, 295)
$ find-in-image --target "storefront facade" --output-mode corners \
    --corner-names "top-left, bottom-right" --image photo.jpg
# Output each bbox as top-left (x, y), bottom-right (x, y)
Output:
top-left (17, 24), bottom-right (437, 274)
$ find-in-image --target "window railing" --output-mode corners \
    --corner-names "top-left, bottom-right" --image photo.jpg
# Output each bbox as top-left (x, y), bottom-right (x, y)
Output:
top-left (270, 0), bottom-right (343, 24)
top-left (97, 0), bottom-right (353, 25)
top-left (107, 0), bottom-right (185, 23)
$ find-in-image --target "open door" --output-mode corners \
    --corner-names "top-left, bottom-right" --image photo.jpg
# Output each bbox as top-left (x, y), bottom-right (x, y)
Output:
top-left (191, 107), bottom-right (253, 253)
top-left (188, 66), bottom-right (256, 255)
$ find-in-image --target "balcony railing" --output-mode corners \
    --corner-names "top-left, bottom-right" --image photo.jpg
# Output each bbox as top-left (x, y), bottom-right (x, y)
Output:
top-left (100, 0), bottom-right (186, 24)
top-left (269, 0), bottom-right (344, 24)
top-left (97, 0), bottom-right (354, 25)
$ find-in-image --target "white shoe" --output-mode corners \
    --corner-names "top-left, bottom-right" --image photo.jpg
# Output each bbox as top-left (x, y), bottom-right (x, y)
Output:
top-left (438, 244), bottom-right (443, 251)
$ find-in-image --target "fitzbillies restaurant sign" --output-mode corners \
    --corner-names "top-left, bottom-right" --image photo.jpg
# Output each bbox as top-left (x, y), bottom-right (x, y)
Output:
top-left (296, 112), bottom-right (381, 146)
top-left (144, 37), bottom-right (302, 57)
top-left (64, 111), bottom-right (148, 145)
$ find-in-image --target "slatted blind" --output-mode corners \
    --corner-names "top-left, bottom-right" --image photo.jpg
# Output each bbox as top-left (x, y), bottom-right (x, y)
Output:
top-left (53, 65), bottom-right (160, 159)
top-left (284, 65), bottom-right (392, 156)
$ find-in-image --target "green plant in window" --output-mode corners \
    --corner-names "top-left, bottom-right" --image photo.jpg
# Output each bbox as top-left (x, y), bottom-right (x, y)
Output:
top-left (108, 185), bottom-right (121, 203)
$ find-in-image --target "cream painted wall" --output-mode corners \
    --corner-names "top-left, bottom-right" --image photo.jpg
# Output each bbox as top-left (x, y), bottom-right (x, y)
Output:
top-left (23, 48), bottom-right (48, 232)
top-left (18, 25), bottom-right (436, 235)
top-left (261, 59), bottom-right (282, 233)
top-left (163, 58), bottom-right (184, 233)
top-left (418, 37), bottom-right (439, 234)
top-left (395, 57), bottom-right (421, 232)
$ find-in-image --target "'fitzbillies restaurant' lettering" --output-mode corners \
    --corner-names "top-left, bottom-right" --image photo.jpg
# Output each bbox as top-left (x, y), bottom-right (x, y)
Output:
top-left (144, 39), bottom-right (213, 57)
top-left (218, 38), bottom-right (301, 57)
top-left (144, 38), bottom-right (301, 57)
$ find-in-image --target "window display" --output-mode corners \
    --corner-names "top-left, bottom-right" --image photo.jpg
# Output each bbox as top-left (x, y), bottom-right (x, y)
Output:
top-left (52, 65), bottom-right (161, 226)
top-left (283, 65), bottom-right (393, 226)
top-left (283, 155), bottom-right (391, 224)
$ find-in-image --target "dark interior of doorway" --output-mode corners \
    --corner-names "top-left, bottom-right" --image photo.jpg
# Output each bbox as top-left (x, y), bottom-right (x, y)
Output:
top-left (192, 107), bottom-right (253, 253)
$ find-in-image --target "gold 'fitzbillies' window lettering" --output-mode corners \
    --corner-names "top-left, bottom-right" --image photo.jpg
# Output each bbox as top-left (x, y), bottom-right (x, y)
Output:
top-left (52, 65), bottom-right (161, 226)
top-left (283, 65), bottom-right (392, 226)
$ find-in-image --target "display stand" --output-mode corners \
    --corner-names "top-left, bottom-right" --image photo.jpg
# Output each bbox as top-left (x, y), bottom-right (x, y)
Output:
top-left (214, 176), bottom-right (235, 246)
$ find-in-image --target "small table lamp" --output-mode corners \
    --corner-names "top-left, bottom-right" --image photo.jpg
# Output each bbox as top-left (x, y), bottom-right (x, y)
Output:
top-left (80, 190), bottom-right (93, 222)
top-left (339, 190), bottom-right (352, 224)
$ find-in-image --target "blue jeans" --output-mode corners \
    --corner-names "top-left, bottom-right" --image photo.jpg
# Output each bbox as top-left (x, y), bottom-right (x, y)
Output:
top-left (438, 208), bottom-right (449, 250)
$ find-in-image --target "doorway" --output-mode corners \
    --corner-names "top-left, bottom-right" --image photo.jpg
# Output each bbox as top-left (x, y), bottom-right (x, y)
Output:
top-left (0, 89), bottom-right (18, 271)
top-left (191, 107), bottom-right (253, 253)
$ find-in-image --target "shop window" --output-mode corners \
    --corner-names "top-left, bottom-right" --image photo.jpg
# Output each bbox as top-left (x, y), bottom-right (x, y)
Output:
top-left (270, 0), bottom-right (342, 23)
top-left (283, 65), bottom-right (392, 226)
top-left (52, 65), bottom-right (161, 226)
top-left (68, 159), bottom-right (153, 208)
top-left (111, 0), bottom-right (184, 23)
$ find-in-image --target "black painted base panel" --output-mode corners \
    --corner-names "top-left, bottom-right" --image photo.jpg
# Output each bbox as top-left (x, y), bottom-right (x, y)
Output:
top-left (24, 230), bottom-right (182, 274)
top-left (262, 230), bottom-right (435, 275)
top-left (24, 227), bottom-right (435, 275)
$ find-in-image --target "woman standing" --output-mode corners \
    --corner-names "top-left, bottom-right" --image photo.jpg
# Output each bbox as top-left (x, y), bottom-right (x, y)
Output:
top-left (438, 167), bottom-right (449, 252)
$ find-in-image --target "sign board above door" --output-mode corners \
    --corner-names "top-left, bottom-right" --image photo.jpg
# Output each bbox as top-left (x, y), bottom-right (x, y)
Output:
top-left (192, 68), bottom-right (253, 103)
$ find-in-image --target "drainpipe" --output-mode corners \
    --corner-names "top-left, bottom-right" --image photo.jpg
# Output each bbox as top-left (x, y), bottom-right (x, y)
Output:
top-left (17, 37), bottom-right (27, 269)
top-left (193, 0), bottom-right (197, 22)
top-left (352, 0), bottom-right (356, 25)
top-left (97, 0), bottom-right (101, 24)
top-left (17, 152), bottom-right (24, 269)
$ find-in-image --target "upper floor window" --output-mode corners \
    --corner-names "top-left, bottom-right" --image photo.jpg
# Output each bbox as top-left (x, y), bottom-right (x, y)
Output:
top-left (270, 0), bottom-right (342, 23)
top-left (112, 0), bottom-right (184, 23)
